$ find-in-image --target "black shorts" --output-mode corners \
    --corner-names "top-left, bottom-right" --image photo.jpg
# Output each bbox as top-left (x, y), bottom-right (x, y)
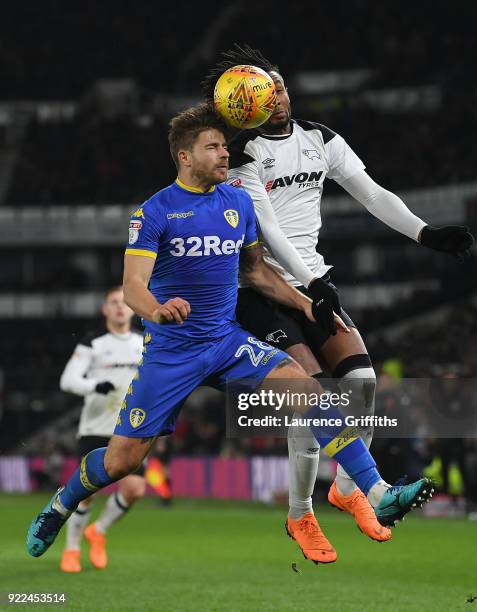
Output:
top-left (236, 275), bottom-right (355, 357)
top-left (78, 436), bottom-right (146, 477)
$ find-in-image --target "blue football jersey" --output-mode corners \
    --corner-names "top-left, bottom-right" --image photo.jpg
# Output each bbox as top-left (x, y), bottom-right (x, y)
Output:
top-left (125, 179), bottom-right (258, 340)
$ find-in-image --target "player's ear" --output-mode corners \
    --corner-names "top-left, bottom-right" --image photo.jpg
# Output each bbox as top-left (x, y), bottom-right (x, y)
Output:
top-left (178, 149), bottom-right (192, 167)
top-left (101, 303), bottom-right (108, 318)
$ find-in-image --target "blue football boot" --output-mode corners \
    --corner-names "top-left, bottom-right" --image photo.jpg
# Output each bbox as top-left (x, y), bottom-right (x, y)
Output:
top-left (27, 487), bottom-right (71, 557)
top-left (375, 477), bottom-right (434, 526)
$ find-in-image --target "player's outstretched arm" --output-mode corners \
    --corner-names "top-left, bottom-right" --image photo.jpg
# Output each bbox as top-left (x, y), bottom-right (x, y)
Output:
top-left (341, 170), bottom-right (475, 258)
top-left (123, 254), bottom-right (191, 324)
top-left (340, 169), bottom-right (426, 240)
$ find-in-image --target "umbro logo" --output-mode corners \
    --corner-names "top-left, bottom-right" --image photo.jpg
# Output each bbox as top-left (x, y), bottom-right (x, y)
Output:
top-left (262, 158), bottom-right (275, 169)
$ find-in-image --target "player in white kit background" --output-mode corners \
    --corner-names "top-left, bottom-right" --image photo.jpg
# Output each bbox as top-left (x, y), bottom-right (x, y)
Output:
top-left (202, 44), bottom-right (474, 563)
top-left (58, 286), bottom-right (145, 572)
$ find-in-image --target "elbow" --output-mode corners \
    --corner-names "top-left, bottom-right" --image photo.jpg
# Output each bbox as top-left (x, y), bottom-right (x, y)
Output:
top-left (362, 186), bottom-right (386, 210)
top-left (59, 374), bottom-right (70, 393)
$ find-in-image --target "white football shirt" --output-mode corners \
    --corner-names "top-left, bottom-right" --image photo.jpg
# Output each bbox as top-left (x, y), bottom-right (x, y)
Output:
top-left (228, 119), bottom-right (365, 286)
top-left (60, 329), bottom-right (143, 437)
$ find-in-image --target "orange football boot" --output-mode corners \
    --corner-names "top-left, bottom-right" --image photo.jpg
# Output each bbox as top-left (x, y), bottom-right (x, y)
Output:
top-left (60, 549), bottom-right (81, 573)
top-left (84, 523), bottom-right (108, 569)
top-left (286, 512), bottom-right (337, 564)
top-left (328, 481), bottom-right (392, 542)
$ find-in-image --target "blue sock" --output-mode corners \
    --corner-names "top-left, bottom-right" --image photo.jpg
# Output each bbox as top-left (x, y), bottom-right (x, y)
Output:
top-left (307, 406), bottom-right (381, 496)
top-left (322, 435), bottom-right (381, 495)
top-left (59, 448), bottom-right (116, 511)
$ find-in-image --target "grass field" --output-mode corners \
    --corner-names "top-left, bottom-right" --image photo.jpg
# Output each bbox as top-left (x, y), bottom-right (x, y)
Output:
top-left (0, 493), bottom-right (475, 611)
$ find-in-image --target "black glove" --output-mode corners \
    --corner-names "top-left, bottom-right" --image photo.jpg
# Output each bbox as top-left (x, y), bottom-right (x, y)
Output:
top-left (419, 225), bottom-right (474, 260)
top-left (95, 381), bottom-right (115, 395)
top-left (308, 277), bottom-right (341, 336)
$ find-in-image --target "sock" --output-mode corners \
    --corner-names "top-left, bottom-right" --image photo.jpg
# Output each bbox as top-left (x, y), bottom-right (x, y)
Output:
top-left (335, 367), bottom-right (378, 496)
top-left (288, 412), bottom-right (320, 519)
top-left (65, 501), bottom-right (91, 551)
top-left (57, 448), bottom-right (117, 513)
top-left (307, 403), bottom-right (381, 496)
top-left (96, 492), bottom-right (130, 533)
top-left (367, 480), bottom-right (391, 508)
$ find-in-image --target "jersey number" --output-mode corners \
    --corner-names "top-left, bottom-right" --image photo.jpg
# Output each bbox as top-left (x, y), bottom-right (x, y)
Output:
top-left (235, 337), bottom-right (272, 368)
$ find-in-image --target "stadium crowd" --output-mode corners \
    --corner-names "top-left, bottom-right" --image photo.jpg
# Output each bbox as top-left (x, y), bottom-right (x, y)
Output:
top-left (2, 2), bottom-right (477, 204)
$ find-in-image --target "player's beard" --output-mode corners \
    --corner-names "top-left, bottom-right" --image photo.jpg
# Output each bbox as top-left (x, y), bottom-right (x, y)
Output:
top-left (260, 104), bottom-right (292, 135)
top-left (193, 164), bottom-right (227, 187)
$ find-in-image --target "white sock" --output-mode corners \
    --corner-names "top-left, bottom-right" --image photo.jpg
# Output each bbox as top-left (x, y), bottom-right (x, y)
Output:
top-left (53, 494), bottom-right (73, 517)
top-left (95, 492), bottom-right (129, 534)
top-left (335, 367), bottom-right (381, 497)
top-left (288, 413), bottom-right (320, 520)
top-left (367, 480), bottom-right (391, 508)
top-left (65, 501), bottom-right (91, 551)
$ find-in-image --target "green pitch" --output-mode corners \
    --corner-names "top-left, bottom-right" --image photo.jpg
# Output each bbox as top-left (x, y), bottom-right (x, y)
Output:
top-left (1, 493), bottom-right (475, 611)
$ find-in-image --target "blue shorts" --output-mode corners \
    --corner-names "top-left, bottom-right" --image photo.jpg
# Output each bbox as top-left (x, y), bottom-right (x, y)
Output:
top-left (114, 325), bottom-right (288, 438)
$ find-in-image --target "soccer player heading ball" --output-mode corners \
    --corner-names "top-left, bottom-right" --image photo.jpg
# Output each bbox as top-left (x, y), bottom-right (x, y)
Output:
top-left (28, 101), bottom-right (434, 565)
top-left (202, 44), bottom-right (474, 562)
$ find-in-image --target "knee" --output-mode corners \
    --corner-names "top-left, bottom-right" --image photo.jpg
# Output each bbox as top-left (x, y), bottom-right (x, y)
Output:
top-left (335, 357), bottom-right (376, 411)
top-left (138, 479), bottom-right (147, 500)
top-left (131, 479), bottom-right (147, 502)
top-left (121, 477), bottom-right (147, 504)
top-left (352, 369), bottom-right (377, 411)
top-left (286, 343), bottom-right (321, 376)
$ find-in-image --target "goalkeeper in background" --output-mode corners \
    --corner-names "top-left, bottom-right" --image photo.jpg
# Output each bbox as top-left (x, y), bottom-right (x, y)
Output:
top-left (58, 286), bottom-right (145, 572)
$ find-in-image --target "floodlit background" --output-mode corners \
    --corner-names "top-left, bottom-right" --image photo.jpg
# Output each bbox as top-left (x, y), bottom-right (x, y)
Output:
top-left (0, 3), bottom-right (476, 610)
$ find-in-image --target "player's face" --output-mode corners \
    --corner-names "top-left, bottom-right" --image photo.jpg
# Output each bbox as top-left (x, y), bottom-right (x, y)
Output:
top-left (261, 72), bottom-right (291, 133)
top-left (190, 129), bottom-right (229, 185)
top-left (102, 290), bottom-right (134, 327)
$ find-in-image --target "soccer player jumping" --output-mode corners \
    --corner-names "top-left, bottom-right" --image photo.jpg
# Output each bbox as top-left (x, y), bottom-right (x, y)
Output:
top-left (27, 104), bottom-right (433, 563)
top-left (202, 44), bottom-right (474, 563)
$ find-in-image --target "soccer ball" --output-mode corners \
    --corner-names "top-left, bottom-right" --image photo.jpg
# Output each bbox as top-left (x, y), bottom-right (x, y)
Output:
top-left (214, 65), bottom-right (277, 129)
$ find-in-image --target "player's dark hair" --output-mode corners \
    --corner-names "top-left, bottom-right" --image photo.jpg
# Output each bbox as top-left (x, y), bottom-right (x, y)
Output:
top-left (168, 102), bottom-right (227, 169)
top-left (201, 43), bottom-right (281, 101)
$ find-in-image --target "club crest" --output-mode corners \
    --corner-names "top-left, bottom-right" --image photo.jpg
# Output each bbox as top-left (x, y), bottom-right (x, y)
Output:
top-left (224, 209), bottom-right (239, 228)
top-left (130, 408), bottom-right (146, 429)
